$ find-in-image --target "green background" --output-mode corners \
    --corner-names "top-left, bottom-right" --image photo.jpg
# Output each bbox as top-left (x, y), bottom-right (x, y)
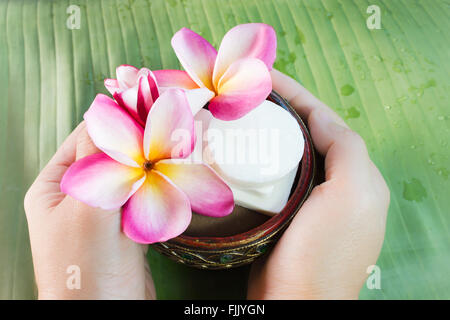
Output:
top-left (0, 0), bottom-right (448, 299)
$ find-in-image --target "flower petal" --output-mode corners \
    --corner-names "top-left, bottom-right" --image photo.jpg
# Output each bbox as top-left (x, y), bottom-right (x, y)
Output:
top-left (143, 89), bottom-right (195, 161)
top-left (153, 70), bottom-right (213, 115)
top-left (104, 79), bottom-right (119, 95)
top-left (213, 23), bottom-right (276, 88)
top-left (185, 88), bottom-right (215, 115)
top-left (113, 87), bottom-right (142, 125)
top-left (155, 161), bottom-right (234, 217)
top-left (84, 94), bottom-right (145, 167)
top-left (112, 68), bottom-right (160, 125)
top-left (171, 28), bottom-right (217, 91)
top-left (60, 153), bottom-right (145, 210)
top-left (136, 68), bottom-right (159, 101)
top-left (116, 64), bottom-right (140, 90)
top-left (122, 170), bottom-right (192, 244)
top-left (137, 72), bottom-right (159, 124)
top-left (209, 58), bottom-right (272, 120)
top-left (147, 71), bottom-right (160, 101)
top-left (153, 69), bottom-right (199, 90)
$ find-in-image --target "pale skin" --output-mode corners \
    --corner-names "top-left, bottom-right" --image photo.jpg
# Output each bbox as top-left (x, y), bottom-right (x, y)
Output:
top-left (24, 69), bottom-right (389, 300)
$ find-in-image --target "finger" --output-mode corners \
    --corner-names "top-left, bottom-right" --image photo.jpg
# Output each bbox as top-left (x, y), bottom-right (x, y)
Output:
top-left (308, 108), bottom-right (370, 182)
top-left (270, 69), bottom-right (368, 181)
top-left (270, 69), bottom-right (348, 128)
top-left (75, 125), bottom-right (101, 160)
top-left (25, 122), bottom-right (87, 210)
top-left (50, 126), bottom-right (101, 210)
top-left (42, 122), bottom-right (86, 172)
top-left (33, 122), bottom-right (86, 186)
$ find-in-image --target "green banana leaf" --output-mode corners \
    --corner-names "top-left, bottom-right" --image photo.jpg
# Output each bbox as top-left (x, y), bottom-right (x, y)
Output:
top-left (0, 0), bottom-right (448, 299)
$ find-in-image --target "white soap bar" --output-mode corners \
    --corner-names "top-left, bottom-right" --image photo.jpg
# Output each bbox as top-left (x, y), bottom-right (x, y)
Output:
top-left (186, 105), bottom-right (304, 216)
top-left (228, 166), bottom-right (299, 216)
top-left (206, 100), bottom-right (304, 188)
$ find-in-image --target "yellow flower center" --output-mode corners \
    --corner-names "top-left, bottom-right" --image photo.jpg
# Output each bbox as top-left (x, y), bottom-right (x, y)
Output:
top-left (143, 160), bottom-right (154, 172)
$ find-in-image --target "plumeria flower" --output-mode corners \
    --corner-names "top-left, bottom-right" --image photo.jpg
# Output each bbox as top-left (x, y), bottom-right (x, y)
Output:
top-left (154, 23), bottom-right (277, 120)
top-left (104, 65), bottom-right (159, 126)
top-left (60, 89), bottom-right (234, 244)
top-left (105, 65), bottom-right (214, 122)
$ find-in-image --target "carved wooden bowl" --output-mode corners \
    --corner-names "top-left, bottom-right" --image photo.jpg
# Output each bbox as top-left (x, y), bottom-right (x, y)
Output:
top-left (151, 91), bottom-right (316, 270)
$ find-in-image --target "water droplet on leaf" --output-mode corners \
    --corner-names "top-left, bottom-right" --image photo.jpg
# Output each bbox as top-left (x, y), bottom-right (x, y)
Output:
top-left (402, 178), bottom-right (427, 202)
top-left (340, 84), bottom-right (355, 96)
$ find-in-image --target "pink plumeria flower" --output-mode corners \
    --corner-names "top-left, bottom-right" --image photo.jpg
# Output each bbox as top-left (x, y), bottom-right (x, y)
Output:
top-left (105, 64), bottom-right (214, 122)
top-left (153, 23), bottom-right (277, 120)
top-left (104, 65), bottom-right (159, 126)
top-left (61, 89), bottom-right (234, 244)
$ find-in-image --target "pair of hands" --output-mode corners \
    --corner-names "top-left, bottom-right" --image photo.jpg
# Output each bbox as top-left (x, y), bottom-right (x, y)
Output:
top-left (24, 70), bottom-right (389, 300)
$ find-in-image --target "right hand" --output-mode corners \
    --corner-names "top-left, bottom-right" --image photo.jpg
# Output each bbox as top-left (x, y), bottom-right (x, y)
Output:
top-left (247, 70), bottom-right (390, 299)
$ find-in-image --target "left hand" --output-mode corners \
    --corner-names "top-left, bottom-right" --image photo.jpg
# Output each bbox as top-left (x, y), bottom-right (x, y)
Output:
top-left (24, 122), bottom-right (155, 299)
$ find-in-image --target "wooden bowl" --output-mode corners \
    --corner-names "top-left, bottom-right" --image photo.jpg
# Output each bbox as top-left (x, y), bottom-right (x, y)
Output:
top-left (151, 91), bottom-right (316, 269)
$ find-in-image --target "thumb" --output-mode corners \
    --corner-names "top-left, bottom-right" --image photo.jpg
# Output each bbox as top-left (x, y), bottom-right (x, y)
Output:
top-left (76, 123), bottom-right (101, 160)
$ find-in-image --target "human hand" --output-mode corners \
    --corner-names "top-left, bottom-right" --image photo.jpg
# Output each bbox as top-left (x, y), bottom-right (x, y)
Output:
top-left (24, 122), bottom-right (155, 300)
top-left (247, 70), bottom-right (390, 299)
